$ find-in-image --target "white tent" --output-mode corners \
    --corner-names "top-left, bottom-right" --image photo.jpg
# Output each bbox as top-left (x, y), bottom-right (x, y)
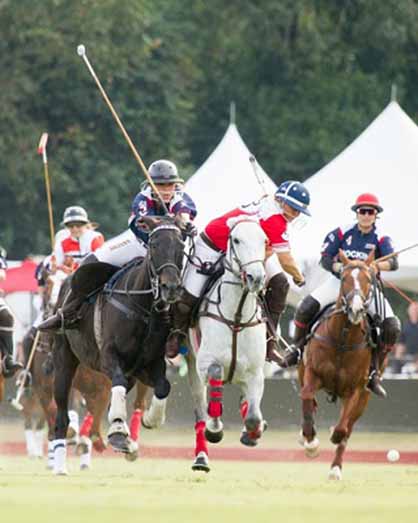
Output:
top-left (185, 123), bottom-right (277, 229)
top-left (292, 101), bottom-right (418, 293)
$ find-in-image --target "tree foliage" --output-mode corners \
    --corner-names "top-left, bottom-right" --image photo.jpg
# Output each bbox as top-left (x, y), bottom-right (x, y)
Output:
top-left (1, 0), bottom-right (418, 257)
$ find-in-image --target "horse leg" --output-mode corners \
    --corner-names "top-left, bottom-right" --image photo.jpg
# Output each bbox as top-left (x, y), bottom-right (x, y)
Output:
top-left (186, 346), bottom-right (209, 473)
top-left (35, 372), bottom-right (57, 470)
top-left (22, 400), bottom-right (36, 458)
top-left (53, 338), bottom-right (78, 475)
top-left (204, 362), bottom-right (224, 444)
top-left (107, 362), bottom-right (137, 454)
top-left (329, 388), bottom-right (370, 480)
top-left (240, 369), bottom-right (266, 447)
top-left (33, 411), bottom-right (46, 459)
top-left (300, 366), bottom-right (321, 458)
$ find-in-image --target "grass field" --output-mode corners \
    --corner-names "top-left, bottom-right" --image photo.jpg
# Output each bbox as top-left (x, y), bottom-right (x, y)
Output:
top-left (0, 456), bottom-right (418, 523)
top-left (1, 424), bottom-right (418, 523)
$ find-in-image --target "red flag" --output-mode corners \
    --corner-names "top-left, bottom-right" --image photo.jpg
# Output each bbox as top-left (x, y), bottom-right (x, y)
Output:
top-left (37, 133), bottom-right (48, 155)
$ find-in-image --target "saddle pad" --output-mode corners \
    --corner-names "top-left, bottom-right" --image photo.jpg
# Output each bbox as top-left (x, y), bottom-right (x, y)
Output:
top-left (103, 257), bottom-right (145, 293)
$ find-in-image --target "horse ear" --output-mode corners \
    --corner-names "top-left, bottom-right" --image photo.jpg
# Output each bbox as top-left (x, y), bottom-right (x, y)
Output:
top-left (136, 216), bottom-right (151, 232)
top-left (338, 249), bottom-right (350, 265)
top-left (365, 247), bottom-right (375, 265)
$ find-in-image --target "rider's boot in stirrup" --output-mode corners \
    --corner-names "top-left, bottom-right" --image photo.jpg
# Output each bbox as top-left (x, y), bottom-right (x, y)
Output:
top-left (0, 308), bottom-right (23, 377)
top-left (264, 273), bottom-right (289, 364)
top-left (165, 290), bottom-right (199, 359)
top-left (366, 317), bottom-right (401, 398)
top-left (279, 295), bottom-right (320, 368)
top-left (38, 288), bottom-right (85, 332)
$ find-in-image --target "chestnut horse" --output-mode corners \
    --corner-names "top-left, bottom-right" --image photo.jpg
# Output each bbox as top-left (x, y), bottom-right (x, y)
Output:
top-left (299, 250), bottom-right (377, 480)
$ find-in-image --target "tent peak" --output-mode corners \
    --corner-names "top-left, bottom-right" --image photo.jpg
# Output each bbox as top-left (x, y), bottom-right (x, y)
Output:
top-left (229, 101), bottom-right (236, 124)
top-left (391, 83), bottom-right (398, 102)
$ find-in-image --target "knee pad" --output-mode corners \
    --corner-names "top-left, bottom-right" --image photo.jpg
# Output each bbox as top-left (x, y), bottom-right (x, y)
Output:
top-left (266, 273), bottom-right (290, 302)
top-left (295, 296), bottom-right (320, 325)
top-left (382, 316), bottom-right (401, 345)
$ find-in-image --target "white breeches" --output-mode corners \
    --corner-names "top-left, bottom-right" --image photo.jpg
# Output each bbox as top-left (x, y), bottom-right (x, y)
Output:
top-left (93, 229), bottom-right (147, 268)
top-left (183, 236), bottom-right (284, 298)
top-left (310, 275), bottom-right (394, 318)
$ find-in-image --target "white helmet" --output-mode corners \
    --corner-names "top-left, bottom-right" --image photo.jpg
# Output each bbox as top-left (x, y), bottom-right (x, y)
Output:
top-left (61, 206), bottom-right (89, 225)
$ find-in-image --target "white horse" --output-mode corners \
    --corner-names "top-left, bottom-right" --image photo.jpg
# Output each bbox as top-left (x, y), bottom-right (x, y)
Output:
top-left (188, 217), bottom-right (268, 472)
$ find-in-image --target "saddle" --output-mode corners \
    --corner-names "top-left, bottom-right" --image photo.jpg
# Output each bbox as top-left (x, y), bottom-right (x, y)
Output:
top-left (71, 262), bottom-right (120, 297)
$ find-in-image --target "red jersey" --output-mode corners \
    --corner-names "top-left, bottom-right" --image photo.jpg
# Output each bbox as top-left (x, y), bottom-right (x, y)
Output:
top-left (204, 198), bottom-right (290, 253)
top-left (54, 229), bottom-right (104, 268)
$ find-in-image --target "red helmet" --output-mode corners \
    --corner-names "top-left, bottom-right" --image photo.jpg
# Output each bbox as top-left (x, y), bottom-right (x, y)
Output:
top-left (351, 193), bottom-right (383, 213)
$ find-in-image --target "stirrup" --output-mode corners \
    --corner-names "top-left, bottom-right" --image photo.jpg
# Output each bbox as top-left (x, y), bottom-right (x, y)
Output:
top-left (366, 370), bottom-right (387, 399)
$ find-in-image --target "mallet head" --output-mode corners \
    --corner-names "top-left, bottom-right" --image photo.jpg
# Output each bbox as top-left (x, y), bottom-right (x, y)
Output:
top-left (9, 397), bottom-right (24, 411)
top-left (77, 44), bottom-right (86, 57)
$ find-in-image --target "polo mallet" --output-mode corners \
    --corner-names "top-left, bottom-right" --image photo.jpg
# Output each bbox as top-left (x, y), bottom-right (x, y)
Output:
top-left (375, 242), bottom-right (418, 264)
top-left (10, 330), bottom-right (41, 411)
top-left (76, 44), bottom-right (168, 215)
top-left (38, 133), bottom-right (55, 248)
top-left (249, 155), bottom-right (269, 199)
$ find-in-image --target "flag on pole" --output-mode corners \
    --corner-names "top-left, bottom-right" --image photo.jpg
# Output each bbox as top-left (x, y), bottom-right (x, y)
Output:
top-left (38, 133), bottom-right (48, 155)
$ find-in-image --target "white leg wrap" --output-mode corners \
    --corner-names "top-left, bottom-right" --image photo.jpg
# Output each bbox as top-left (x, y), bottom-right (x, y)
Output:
top-left (47, 440), bottom-right (55, 469)
top-left (79, 438), bottom-right (92, 470)
top-left (142, 396), bottom-right (167, 429)
top-left (68, 410), bottom-right (80, 433)
top-left (53, 439), bottom-right (68, 475)
top-left (24, 430), bottom-right (36, 457)
top-left (108, 386), bottom-right (127, 424)
top-left (34, 429), bottom-right (45, 458)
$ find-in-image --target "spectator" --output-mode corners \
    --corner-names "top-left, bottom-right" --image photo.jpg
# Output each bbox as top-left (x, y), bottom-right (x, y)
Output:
top-left (392, 302), bottom-right (418, 373)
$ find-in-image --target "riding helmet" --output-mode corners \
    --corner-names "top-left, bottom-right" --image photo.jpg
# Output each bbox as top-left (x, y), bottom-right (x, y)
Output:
top-left (148, 160), bottom-right (184, 184)
top-left (351, 193), bottom-right (383, 213)
top-left (275, 181), bottom-right (311, 216)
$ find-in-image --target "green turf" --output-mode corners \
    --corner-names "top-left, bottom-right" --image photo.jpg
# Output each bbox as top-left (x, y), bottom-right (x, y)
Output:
top-left (0, 456), bottom-right (417, 523)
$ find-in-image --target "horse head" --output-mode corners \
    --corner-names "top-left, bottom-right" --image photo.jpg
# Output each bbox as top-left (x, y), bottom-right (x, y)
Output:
top-left (226, 217), bottom-right (267, 294)
top-left (139, 216), bottom-right (184, 305)
top-left (338, 249), bottom-right (374, 325)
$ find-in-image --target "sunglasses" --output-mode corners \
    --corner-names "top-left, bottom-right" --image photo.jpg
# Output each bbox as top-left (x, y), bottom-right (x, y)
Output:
top-left (357, 208), bottom-right (377, 216)
top-left (66, 222), bottom-right (86, 228)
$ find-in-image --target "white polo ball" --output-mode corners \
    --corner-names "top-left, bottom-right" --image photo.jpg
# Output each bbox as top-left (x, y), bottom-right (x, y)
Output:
top-left (387, 449), bottom-right (400, 462)
top-left (77, 44), bottom-right (86, 56)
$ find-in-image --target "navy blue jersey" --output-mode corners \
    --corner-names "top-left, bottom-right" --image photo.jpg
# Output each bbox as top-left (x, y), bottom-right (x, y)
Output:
top-left (321, 223), bottom-right (394, 268)
top-left (129, 186), bottom-right (197, 243)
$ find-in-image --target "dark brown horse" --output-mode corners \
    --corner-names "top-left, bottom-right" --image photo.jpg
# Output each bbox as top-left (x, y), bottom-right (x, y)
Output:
top-left (52, 216), bottom-right (184, 474)
top-left (299, 250), bottom-right (378, 480)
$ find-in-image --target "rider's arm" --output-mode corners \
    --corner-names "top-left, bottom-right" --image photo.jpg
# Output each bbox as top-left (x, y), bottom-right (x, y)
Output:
top-left (320, 227), bottom-right (343, 276)
top-left (0, 269), bottom-right (5, 282)
top-left (276, 251), bottom-right (304, 285)
top-left (375, 236), bottom-right (398, 272)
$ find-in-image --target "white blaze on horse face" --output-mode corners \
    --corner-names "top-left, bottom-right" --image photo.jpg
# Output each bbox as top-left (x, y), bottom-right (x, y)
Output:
top-left (350, 268), bottom-right (364, 320)
top-left (230, 221), bottom-right (266, 293)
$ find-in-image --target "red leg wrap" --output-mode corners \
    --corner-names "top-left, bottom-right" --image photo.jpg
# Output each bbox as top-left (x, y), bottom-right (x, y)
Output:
top-left (195, 420), bottom-right (208, 456)
top-left (79, 412), bottom-right (94, 437)
top-left (208, 378), bottom-right (223, 418)
top-left (129, 409), bottom-right (143, 441)
top-left (240, 400), bottom-right (249, 421)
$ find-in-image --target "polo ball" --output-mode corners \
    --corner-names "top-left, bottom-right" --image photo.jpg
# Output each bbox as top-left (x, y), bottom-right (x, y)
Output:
top-left (387, 449), bottom-right (400, 462)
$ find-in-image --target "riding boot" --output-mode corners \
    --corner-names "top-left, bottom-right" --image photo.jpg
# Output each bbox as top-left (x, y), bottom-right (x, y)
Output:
top-left (279, 295), bottom-right (320, 368)
top-left (37, 287), bottom-right (85, 332)
top-left (165, 289), bottom-right (199, 359)
top-left (38, 253), bottom-right (101, 333)
top-left (0, 326), bottom-right (23, 378)
top-left (366, 317), bottom-right (401, 398)
top-left (264, 273), bottom-right (289, 364)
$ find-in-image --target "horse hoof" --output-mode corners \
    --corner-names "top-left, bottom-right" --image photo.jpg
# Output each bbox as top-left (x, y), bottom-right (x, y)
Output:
top-left (125, 450), bottom-right (139, 462)
top-left (80, 464), bottom-right (90, 471)
top-left (304, 437), bottom-right (320, 458)
top-left (108, 433), bottom-right (132, 454)
top-left (328, 466), bottom-right (342, 481)
top-left (204, 427), bottom-right (224, 444)
top-left (240, 431), bottom-right (258, 447)
top-left (192, 451), bottom-right (210, 473)
top-left (91, 436), bottom-right (106, 453)
top-left (141, 417), bottom-right (153, 430)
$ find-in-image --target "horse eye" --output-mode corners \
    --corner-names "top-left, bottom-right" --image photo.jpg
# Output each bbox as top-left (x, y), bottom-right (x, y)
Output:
top-left (233, 238), bottom-right (240, 245)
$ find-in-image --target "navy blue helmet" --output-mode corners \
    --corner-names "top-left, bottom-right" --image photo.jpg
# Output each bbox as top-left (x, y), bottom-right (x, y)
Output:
top-left (275, 181), bottom-right (311, 216)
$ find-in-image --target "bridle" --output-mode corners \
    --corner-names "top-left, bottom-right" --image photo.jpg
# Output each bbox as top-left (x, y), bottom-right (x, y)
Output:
top-left (223, 220), bottom-right (266, 285)
top-left (338, 264), bottom-right (373, 318)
